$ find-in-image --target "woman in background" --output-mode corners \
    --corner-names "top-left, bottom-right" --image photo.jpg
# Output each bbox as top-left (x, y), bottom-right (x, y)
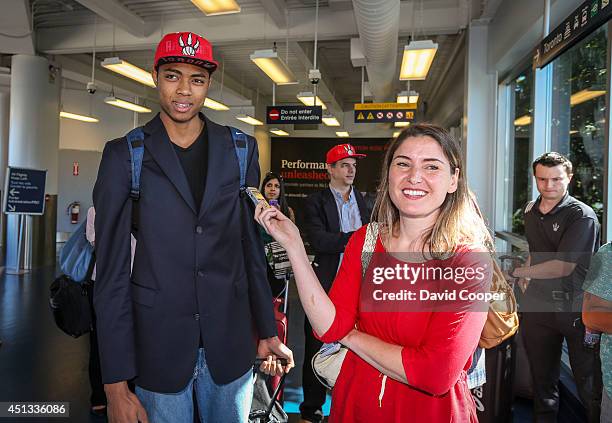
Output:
top-left (259, 172), bottom-right (295, 297)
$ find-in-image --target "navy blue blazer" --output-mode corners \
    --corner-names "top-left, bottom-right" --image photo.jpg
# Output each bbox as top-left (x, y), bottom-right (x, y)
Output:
top-left (93, 114), bottom-right (277, 393)
top-left (304, 188), bottom-right (370, 292)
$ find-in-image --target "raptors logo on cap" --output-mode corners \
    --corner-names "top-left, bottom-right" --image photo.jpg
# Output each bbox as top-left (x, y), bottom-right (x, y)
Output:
top-left (178, 33), bottom-right (200, 56)
top-left (344, 145), bottom-right (355, 155)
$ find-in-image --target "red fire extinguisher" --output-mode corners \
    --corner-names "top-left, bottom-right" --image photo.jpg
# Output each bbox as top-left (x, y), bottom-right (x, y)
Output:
top-left (67, 202), bottom-right (80, 224)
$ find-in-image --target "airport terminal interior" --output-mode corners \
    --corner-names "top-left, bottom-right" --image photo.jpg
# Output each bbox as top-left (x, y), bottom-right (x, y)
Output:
top-left (0, 0), bottom-right (611, 422)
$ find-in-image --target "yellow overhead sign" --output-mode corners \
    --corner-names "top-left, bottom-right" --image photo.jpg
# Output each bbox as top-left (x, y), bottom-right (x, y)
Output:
top-left (354, 102), bottom-right (417, 111)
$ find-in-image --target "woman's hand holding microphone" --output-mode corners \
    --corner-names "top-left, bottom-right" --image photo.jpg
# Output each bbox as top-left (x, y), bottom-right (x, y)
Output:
top-left (254, 202), bottom-right (301, 253)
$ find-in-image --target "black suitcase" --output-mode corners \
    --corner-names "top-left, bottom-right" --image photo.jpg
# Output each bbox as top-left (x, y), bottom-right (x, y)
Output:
top-left (471, 337), bottom-right (516, 423)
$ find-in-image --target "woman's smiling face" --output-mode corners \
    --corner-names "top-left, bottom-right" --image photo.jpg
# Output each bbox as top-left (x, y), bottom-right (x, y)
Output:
top-left (388, 135), bottom-right (459, 220)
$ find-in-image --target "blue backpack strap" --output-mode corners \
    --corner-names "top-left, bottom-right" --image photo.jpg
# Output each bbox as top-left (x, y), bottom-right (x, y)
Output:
top-left (126, 127), bottom-right (145, 200)
top-left (228, 127), bottom-right (249, 190)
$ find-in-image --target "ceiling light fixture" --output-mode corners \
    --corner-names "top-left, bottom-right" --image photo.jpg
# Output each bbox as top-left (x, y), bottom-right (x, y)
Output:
top-left (336, 131), bottom-right (349, 137)
top-left (190, 0), bottom-right (241, 16)
top-left (270, 128), bottom-right (289, 136)
top-left (204, 97), bottom-right (230, 111)
top-left (297, 92), bottom-right (327, 110)
top-left (397, 90), bottom-right (419, 104)
top-left (235, 114), bottom-right (263, 126)
top-left (394, 121), bottom-right (410, 128)
top-left (250, 49), bottom-right (297, 85)
top-left (104, 96), bottom-right (152, 113)
top-left (101, 57), bottom-right (155, 88)
top-left (60, 111), bottom-right (99, 123)
top-left (322, 115), bottom-right (340, 126)
top-left (399, 40), bottom-right (438, 81)
top-left (513, 115), bottom-right (532, 126)
top-left (393, 131), bottom-right (401, 138)
top-left (570, 89), bottom-right (606, 106)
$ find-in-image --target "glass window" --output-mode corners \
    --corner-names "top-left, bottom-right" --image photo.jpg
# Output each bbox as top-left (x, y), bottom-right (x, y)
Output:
top-left (508, 68), bottom-right (534, 235)
top-left (549, 25), bottom-right (608, 223)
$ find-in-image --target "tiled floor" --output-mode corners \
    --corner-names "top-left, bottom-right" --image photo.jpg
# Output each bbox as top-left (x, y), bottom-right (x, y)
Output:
top-left (0, 264), bottom-right (587, 423)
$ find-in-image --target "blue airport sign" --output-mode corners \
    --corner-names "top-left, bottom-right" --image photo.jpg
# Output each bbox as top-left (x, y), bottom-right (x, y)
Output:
top-left (3, 167), bottom-right (47, 215)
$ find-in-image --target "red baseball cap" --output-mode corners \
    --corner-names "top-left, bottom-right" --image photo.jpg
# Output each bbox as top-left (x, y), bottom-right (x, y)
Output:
top-left (326, 143), bottom-right (366, 164)
top-left (154, 32), bottom-right (218, 73)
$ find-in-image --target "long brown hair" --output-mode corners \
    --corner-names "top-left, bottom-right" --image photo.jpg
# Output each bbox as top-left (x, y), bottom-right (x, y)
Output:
top-left (371, 123), bottom-right (492, 256)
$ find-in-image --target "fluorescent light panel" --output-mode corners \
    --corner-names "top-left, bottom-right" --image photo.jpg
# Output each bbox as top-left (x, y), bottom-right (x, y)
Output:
top-left (336, 131), bottom-right (349, 137)
top-left (204, 97), bottom-right (229, 111)
top-left (235, 114), bottom-right (263, 126)
top-left (514, 115), bottom-right (532, 126)
top-left (250, 49), bottom-right (297, 85)
top-left (394, 121), bottom-right (410, 128)
top-left (101, 57), bottom-right (155, 88)
top-left (270, 128), bottom-right (289, 136)
top-left (190, 0), bottom-right (241, 15)
top-left (297, 92), bottom-right (327, 110)
top-left (322, 116), bottom-right (340, 126)
top-left (60, 111), bottom-right (99, 123)
top-left (393, 131), bottom-right (401, 138)
top-left (104, 96), bottom-right (152, 113)
top-left (400, 40), bottom-right (438, 81)
top-left (570, 89), bottom-right (606, 106)
top-left (397, 90), bottom-right (419, 104)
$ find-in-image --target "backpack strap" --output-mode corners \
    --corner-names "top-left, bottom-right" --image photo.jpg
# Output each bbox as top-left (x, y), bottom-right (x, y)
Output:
top-left (228, 127), bottom-right (249, 191)
top-left (361, 222), bottom-right (380, 278)
top-left (126, 127), bottom-right (145, 200)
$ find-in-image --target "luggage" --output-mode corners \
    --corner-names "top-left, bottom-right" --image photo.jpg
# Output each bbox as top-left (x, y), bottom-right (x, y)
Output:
top-left (49, 275), bottom-right (93, 338)
top-left (249, 371), bottom-right (288, 423)
top-left (470, 337), bottom-right (516, 423)
top-left (270, 280), bottom-right (289, 402)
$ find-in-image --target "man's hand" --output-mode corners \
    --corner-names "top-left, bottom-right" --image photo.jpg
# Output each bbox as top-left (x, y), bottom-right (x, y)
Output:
top-left (104, 381), bottom-right (149, 423)
top-left (257, 336), bottom-right (295, 376)
top-left (517, 277), bottom-right (530, 293)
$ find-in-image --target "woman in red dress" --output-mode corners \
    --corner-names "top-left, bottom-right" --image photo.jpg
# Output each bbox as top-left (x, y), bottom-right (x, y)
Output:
top-left (256, 123), bottom-right (493, 422)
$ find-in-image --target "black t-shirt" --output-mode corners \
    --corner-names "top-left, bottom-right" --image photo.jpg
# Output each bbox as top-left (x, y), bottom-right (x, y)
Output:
top-left (173, 125), bottom-right (208, 212)
top-left (523, 192), bottom-right (600, 305)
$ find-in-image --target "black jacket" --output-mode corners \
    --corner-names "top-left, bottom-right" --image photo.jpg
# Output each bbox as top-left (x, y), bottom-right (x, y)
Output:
top-left (93, 114), bottom-right (276, 393)
top-left (303, 188), bottom-right (370, 291)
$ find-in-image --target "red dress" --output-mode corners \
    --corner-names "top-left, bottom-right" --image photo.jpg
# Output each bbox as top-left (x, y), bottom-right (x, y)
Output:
top-left (316, 225), bottom-right (489, 422)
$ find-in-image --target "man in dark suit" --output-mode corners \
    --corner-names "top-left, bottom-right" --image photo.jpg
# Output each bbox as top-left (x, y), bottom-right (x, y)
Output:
top-left (93, 32), bottom-right (293, 423)
top-left (299, 144), bottom-right (370, 423)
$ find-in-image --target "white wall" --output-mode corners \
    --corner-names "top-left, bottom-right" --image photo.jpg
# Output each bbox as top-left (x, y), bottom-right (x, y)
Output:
top-left (60, 88), bottom-right (151, 152)
top-left (488, 0), bottom-right (580, 74)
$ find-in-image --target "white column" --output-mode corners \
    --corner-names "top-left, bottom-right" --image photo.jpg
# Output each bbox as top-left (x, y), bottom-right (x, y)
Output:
top-left (0, 92), bottom-right (9, 248)
top-left (462, 21), bottom-right (497, 226)
top-left (254, 126), bottom-right (271, 181)
top-left (6, 55), bottom-right (60, 270)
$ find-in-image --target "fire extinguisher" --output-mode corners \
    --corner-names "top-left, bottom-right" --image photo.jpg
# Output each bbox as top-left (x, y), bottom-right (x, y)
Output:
top-left (67, 201), bottom-right (80, 224)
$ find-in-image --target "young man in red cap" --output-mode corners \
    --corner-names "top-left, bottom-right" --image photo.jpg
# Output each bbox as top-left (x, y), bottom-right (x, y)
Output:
top-left (93, 32), bottom-right (293, 423)
top-left (299, 143), bottom-right (369, 423)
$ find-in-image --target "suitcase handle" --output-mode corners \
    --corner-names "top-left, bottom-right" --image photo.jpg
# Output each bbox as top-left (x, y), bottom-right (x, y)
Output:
top-left (254, 357), bottom-right (288, 367)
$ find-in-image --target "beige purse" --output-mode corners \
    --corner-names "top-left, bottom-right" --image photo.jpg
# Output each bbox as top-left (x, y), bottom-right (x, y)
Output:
top-left (478, 258), bottom-right (519, 348)
top-left (311, 223), bottom-right (379, 389)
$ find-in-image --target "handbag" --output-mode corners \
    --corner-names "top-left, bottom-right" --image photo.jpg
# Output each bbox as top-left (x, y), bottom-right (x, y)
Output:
top-left (470, 198), bottom-right (519, 349)
top-left (59, 219), bottom-right (94, 283)
top-left (311, 223), bottom-right (379, 389)
top-left (49, 275), bottom-right (93, 338)
top-left (478, 257), bottom-right (519, 348)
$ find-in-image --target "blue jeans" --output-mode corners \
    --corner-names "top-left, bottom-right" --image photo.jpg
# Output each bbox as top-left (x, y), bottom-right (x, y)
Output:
top-left (136, 349), bottom-right (253, 423)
